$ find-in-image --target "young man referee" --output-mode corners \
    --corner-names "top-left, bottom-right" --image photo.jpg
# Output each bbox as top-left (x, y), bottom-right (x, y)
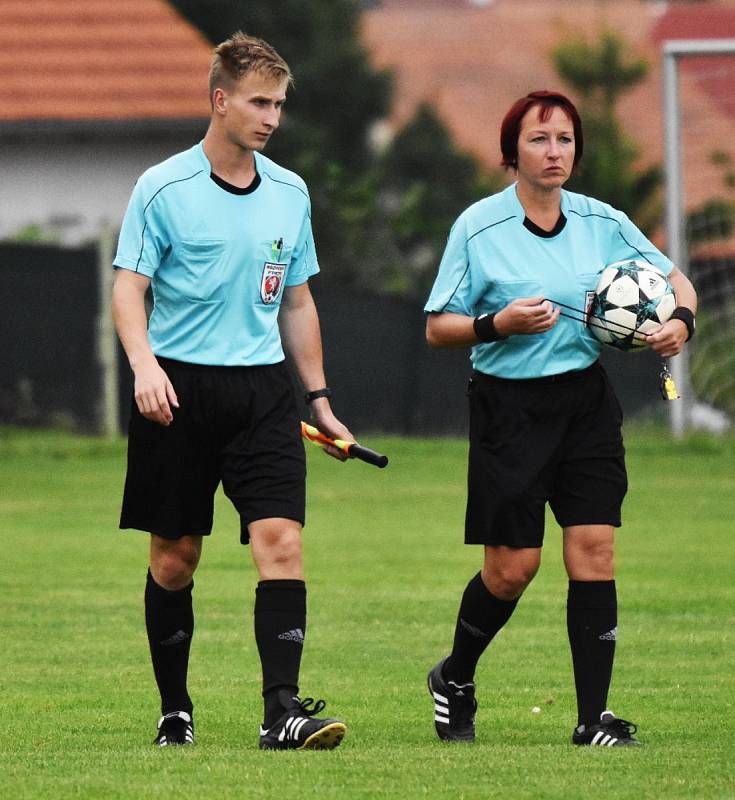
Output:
top-left (112, 32), bottom-right (351, 750)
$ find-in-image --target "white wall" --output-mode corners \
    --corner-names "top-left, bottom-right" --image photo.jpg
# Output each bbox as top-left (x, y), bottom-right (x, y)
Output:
top-left (0, 128), bottom-right (206, 245)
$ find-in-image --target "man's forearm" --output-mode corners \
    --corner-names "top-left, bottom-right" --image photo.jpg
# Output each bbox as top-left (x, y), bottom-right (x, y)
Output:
top-left (283, 307), bottom-right (328, 391)
top-left (280, 286), bottom-right (329, 392)
top-left (111, 273), bottom-right (157, 370)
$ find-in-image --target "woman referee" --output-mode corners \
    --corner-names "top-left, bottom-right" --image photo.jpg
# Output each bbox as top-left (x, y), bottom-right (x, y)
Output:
top-left (424, 90), bottom-right (697, 747)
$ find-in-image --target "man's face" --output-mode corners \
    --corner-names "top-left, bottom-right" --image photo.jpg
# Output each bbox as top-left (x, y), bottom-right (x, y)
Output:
top-left (218, 71), bottom-right (288, 152)
top-left (515, 105), bottom-right (576, 191)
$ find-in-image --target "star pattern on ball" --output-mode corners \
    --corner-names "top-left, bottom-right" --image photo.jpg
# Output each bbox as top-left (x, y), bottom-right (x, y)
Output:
top-left (588, 260), bottom-right (676, 351)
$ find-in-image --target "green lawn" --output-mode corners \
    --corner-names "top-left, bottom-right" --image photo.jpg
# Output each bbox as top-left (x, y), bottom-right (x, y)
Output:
top-left (1, 427), bottom-right (733, 799)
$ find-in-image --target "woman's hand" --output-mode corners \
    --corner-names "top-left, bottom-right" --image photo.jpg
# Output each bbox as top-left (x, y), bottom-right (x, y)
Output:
top-left (494, 297), bottom-right (560, 337)
top-left (646, 319), bottom-right (689, 359)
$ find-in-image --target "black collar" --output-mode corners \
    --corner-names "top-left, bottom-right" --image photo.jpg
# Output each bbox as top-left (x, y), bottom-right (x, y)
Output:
top-left (210, 170), bottom-right (261, 195)
top-left (523, 212), bottom-right (567, 238)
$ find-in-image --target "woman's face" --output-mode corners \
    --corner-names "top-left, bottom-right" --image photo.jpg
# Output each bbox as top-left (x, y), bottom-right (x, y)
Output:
top-left (515, 105), bottom-right (575, 192)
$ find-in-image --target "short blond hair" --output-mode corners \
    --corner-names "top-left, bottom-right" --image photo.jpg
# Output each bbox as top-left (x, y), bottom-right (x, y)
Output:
top-left (209, 31), bottom-right (292, 101)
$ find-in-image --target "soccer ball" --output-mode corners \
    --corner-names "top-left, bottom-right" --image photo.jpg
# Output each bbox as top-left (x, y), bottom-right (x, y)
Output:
top-left (588, 260), bottom-right (676, 351)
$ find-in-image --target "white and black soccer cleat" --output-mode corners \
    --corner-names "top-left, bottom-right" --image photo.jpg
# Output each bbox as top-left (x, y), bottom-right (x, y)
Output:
top-left (259, 693), bottom-right (346, 751)
top-left (427, 657), bottom-right (477, 742)
top-left (154, 710), bottom-right (194, 746)
top-left (572, 711), bottom-right (641, 747)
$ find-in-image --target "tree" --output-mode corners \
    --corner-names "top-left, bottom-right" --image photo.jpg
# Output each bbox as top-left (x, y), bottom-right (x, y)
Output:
top-left (170, 1), bottom-right (391, 171)
top-left (169, 0), bottom-right (392, 277)
top-left (169, 1), bottom-right (499, 297)
top-left (376, 104), bottom-right (503, 296)
top-left (552, 32), bottom-right (661, 234)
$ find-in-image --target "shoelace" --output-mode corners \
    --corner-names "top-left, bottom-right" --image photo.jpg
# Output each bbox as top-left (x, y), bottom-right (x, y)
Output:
top-left (448, 681), bottom-right (475, 697)
top-left (159, 711), bottom-right (191, 728)
top-left (447, 683), bottom-right (477, 721)
top-left (292, 696), bottom-right (327, 717)
top-left (607, 717), bottom-right (637, 737)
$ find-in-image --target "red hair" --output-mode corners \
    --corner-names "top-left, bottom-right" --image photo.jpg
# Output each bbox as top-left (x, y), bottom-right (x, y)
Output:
top-left (500, 91), bottom-right (583, 170)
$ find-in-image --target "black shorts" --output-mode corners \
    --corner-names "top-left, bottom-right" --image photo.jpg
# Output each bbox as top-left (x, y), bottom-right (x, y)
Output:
top-left (120, 358), bottom-right (306, 544)
top-left (465, 361), bottom-right (627, 547)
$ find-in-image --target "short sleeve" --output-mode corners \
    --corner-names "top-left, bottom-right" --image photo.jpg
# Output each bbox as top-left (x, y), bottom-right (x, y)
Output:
top-left (611, 213), bottom-right (674, 276)
top-left (285, 201), bottom-right (319, 286)
top-left (113, 178), bottom-right (170, 277)
top-left (424, 214), bottom-right (472, 315)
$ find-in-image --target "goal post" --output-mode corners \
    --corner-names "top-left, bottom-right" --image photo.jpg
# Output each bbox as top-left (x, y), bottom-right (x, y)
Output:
top-left (662, 38), bottom-right (735, 437)
top-left (96, 221), bottom-right (120, 437)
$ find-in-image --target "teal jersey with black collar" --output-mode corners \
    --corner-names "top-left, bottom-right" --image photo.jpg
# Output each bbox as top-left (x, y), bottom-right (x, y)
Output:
top-left (114, 142), bottom-right (319, 366)
top-left (425, 183), bottom-right (673, 379)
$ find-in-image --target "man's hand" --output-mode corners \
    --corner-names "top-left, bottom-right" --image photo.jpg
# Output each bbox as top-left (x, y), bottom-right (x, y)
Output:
top-left (309, 400), bottom-right (354, 462)
top-left (646, 319), bottom-right (689, 359)
top-left (134, 359), bottom-right (179, 426)
top-left (112, 269), bottom-right (179, 425)
top-left (494, 296), bottom-right (561, 337)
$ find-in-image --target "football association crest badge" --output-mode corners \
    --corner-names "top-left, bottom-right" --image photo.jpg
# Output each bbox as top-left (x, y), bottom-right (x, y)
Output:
top-left (260, 262), bottom-right (286, 304)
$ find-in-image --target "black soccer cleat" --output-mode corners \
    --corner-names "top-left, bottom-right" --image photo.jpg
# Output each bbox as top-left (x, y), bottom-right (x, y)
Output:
top-left (427, 657), bottom-right (477, 742)
top-left (259, 693), bottom-right (346, 751)
top-left (572, 711), bottom-right (641, 747)
top-left (154, 711), bottom-right (194, 747)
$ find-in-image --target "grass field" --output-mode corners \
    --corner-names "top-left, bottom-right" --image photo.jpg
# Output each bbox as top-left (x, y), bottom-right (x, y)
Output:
top-left (1, 426), bottom-right (733, 799)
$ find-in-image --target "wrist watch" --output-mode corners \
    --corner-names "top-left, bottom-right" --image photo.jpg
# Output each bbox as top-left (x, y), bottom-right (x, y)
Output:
top-left (305, 387), bottom-right (332, 404)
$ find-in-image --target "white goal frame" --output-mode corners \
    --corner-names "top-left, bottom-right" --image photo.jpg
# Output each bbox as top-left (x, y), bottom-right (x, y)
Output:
top-left (662, 38), bottom-right (735, 436)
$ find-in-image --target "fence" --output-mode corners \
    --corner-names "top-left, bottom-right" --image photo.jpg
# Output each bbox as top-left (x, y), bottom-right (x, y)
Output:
top-left (1, 242), bottom-right (101, 431)
top-left (1, 240), bottom-right (672, 437)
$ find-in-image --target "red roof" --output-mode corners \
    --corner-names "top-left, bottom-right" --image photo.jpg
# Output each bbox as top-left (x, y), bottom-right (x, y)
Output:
top-left (0, 0), bottom-right (212, 121)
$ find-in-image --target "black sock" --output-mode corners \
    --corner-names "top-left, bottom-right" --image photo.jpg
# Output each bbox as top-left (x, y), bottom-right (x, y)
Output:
top-left (144, 569), bottom-right (194, 715)
top-left (567, 579), bottom-right (617, 727)
top-left (254, 579), bottom-right (306, 727)
top-left (444, 572), bottom-right (519, 685)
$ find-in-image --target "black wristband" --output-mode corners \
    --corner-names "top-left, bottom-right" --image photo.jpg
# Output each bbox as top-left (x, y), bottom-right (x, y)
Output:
top-left (669, 307), bottom-right (695, 341)
top-left (473, 313), bottom-right (508, 343)
top-left (305, 387), bottom-right (332, 404)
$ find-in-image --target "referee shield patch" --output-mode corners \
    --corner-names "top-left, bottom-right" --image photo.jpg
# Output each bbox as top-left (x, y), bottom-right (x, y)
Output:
top-left (260, 262), bottom-right (286, 304)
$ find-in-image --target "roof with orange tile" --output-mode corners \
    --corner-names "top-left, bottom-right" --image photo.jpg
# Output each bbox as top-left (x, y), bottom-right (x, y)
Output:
top-left (0, 0), bottom-right (212, 121)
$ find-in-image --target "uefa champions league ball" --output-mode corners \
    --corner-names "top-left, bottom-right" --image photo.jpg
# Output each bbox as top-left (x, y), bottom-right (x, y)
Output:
top-left (588, 259), bottom-right (676, 351)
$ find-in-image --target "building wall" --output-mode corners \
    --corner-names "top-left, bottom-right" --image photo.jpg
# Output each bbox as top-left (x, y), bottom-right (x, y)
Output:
top-left (0, 126), bottom-right (207, 244)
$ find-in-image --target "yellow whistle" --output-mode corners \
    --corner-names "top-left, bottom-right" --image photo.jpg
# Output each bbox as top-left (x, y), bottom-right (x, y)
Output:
top-left (663, 376), bottom-right (680, 401)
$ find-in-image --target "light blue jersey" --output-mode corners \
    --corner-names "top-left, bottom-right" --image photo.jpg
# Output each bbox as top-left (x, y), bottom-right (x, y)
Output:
top-left (114, 142), bottom-right (319, 366)
top-left (425, 183), bottom-right (673, 378)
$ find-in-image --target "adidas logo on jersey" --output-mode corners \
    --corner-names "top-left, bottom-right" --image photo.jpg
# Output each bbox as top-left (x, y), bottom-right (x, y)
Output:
top-left (599, 627), bottom-right (617, 641)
